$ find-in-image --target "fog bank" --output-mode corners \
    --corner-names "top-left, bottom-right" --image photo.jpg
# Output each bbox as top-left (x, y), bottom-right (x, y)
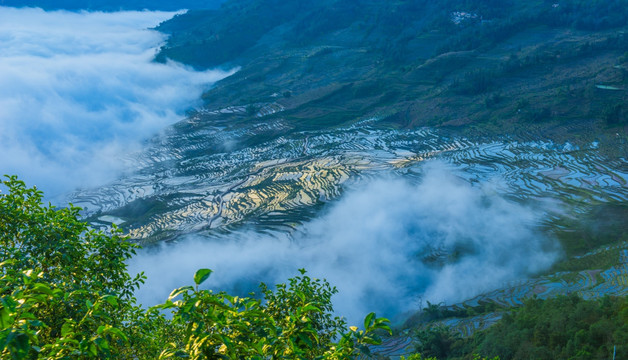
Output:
top-left (130, 163), bottom-right (558, 324)
top-left (0, 7), bottom-right (234, 196)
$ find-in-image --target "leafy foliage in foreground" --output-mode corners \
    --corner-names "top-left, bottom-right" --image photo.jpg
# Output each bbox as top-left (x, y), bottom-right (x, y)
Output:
top-left (0, 176), bottom-right (391, 359)
top-left (0, 175), bottom-right (140, 358)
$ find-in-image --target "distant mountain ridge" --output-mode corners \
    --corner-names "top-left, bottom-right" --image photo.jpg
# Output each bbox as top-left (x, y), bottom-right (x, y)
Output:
top-left (0, 0), bottom-right (226, 11)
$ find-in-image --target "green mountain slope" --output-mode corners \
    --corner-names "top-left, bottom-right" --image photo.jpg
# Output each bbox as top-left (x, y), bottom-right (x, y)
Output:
top-left (156, 0), bottom-right (628, 151)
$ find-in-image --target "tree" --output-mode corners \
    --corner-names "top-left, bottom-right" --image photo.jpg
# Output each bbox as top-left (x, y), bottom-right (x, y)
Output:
top-left (0, 175), bottom-right (392, 359)
top-left (0, 175), bottom-right (142, 358)
top-left (156, 268), bottom-right (392, 359)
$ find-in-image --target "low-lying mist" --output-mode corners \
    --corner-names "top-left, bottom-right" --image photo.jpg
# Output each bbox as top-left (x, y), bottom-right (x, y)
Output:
top-left (130, 163), bottom-right (559, 324)
top-left (0, 7), bottom-right (234, 197)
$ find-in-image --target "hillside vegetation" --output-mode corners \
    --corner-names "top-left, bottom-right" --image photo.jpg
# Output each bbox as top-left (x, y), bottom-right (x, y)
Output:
top-left (410, 295), bottom-right (628, 360)
top-left (156, 0), bottom-right (628, 152)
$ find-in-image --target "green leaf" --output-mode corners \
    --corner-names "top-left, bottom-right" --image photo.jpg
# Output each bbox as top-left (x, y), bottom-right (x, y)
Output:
top-left (219, 335), bottom-right (233, 350)
top-left (28, 320), bottom-right (44, 328)
top-left (88, 342), bottom-right (98, 356)
top-left (12, 333), bottom-right (30, 357)
top-left (193, 269), bottom-right (213, 286)
top-left (358, 344), bottom-right (372, 356)
top-left (99, 338), bottom-right (111, 351)
top-left (362, 335), bottom-right (382, 346)
top-left (19, 312), bottom-right (36, 320)
top-left (61, 322), bottom-right (74, 337)
top-left (364, 312), bottom-right (375, 330)
top-left (102, 326), bottom-right (128, 342)
top-left (0, 260), bottom-right (16, 268)
top-left (300, 304), bottom-right (322, 313)
top-left (173, 350), bottom-right (189, 358)
top-left (168, 286), bottom-right (194, 300)
top-left (32, 283), bottom-right (53, 296)
top-left (101, 295), bottom-right (118, 308)
top-left (0, 307), bottom-right (12, 328)
top-left (374, 318), bottom-right (392, 335)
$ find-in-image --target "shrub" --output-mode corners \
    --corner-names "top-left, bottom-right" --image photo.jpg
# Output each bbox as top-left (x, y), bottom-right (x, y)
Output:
top-left (0, 176), bottom-right (392, 359)
top-left (0, 175), bottom-right (142, 358)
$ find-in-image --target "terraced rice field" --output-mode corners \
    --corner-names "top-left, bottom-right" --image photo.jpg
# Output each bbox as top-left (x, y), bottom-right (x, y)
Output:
top-left (359, 336), bottom-right (414, 359)
top-left (70, 111), bottom-right (627, 245)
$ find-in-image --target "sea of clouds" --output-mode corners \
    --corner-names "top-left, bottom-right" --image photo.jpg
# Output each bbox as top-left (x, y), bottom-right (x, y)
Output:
top-left (0, 6), bottom-right (234, 197)
top-left (130, 163), bottom-right (559, 324)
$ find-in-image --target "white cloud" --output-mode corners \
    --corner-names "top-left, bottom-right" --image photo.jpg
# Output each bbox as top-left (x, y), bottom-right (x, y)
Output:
top-left (0, 6), bottom-right (234, 197)
top-left (130, 163), bottom-right (559, 324)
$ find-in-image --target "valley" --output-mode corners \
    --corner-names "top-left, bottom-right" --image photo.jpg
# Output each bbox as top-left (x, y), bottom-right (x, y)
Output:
top-left (5, 0), bottom-right (627, 358)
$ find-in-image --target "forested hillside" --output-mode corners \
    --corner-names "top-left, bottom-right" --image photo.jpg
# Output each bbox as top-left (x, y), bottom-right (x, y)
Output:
top-left (409, 295), bottom-right (628, 359)
top-left (156, 0), bottom-right (628, 149)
